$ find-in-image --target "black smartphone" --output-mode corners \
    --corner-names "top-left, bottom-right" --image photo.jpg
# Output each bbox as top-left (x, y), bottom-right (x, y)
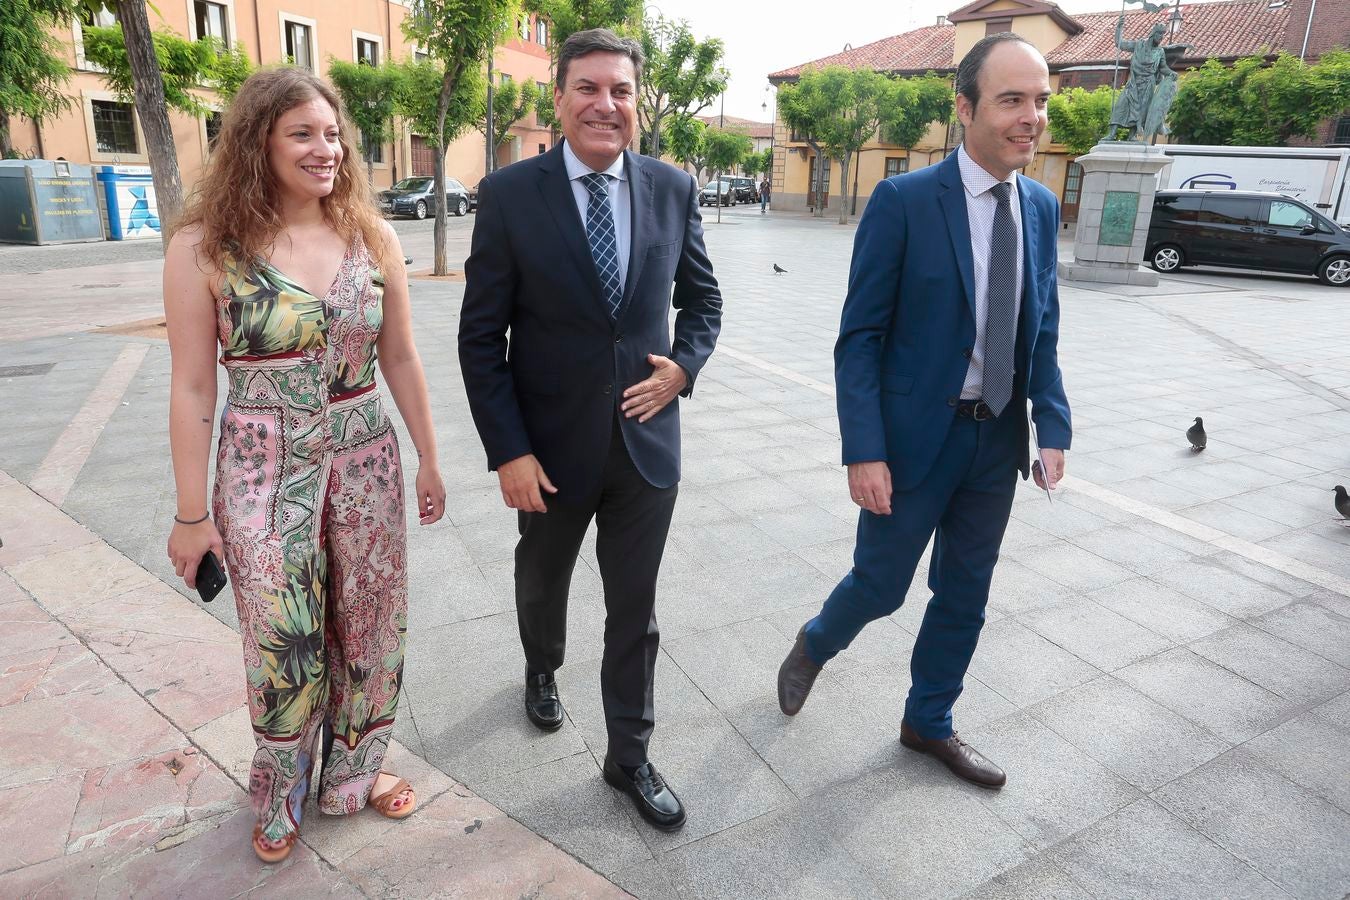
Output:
top-left (195, 552), bottom-right (227, 603)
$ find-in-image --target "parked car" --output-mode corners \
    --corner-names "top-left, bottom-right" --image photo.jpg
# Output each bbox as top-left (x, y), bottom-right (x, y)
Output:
top-left (1146, 190), bottom-right (1350, 286)
top-left (699, 180), bottom-right (735, 207)
top-left (377, 176), bottom-right (471, 219)
top-left (467, 179), bottom-right (481, 211)
top-left (724, 176), bottom-right (759, 203)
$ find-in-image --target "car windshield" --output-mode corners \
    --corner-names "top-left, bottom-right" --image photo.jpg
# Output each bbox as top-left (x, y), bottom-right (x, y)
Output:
top-left (392, 178), bottom-right (431, 191)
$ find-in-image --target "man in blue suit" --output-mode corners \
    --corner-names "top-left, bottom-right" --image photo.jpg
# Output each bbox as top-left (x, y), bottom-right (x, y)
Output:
top-left (776, 33), bottom-right (1071, 788)
top-left (459, 29), bottom-right (721, 830)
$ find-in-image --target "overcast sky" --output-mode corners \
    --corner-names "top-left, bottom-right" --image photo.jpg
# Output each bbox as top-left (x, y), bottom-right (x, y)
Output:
top-left (657, 0), bottom-right (1210, 120)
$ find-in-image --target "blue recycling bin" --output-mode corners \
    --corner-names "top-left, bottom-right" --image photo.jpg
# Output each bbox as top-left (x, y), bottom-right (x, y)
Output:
top-left (95, 165), bottom-right (161, 240)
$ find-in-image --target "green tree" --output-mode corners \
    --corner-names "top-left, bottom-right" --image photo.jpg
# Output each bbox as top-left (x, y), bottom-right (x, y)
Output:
top-left (479, 78), bottom-right (544, 171)
top-left (83, 26), bottom-right (218, 115)
top-left (746, 146), bottom-right (773, 179)
top-left (208, 41), bottom-right (254, 103)
top-left (402, 0), bottom-right (514, 275)
top-left (76, 1), bottom-right (187, 245)
top-left (1047, 85), bottom-right (1114, 155)
top-left (328, 59), bottom-right (401, 183)
top-left (779, 65), bottom-right (889, 224)
top-left (1170, 50), bottom-right (1350, 146)
top-left (637, 13), bottom-right (727, 158)
top-left (0, 0), bottom-right (74, 158)
top-left (524, 0), bottom-right (641, 56)
top-left (880, 73), bottom-right (953, 150)
top-left (702, 126), bottom-right (751, 223)
top-left (664, 112), bottom-right (707, 182)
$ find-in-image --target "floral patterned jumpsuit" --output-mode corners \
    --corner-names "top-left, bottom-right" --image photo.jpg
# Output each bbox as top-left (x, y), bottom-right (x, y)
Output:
top-left (212, 235), bottom-right (407, 841)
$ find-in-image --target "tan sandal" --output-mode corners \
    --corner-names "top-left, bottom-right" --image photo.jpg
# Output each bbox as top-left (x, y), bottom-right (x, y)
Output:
top-left (252, 824), bottom-right (297, 864)
top-left (369, 772), bottom-right (417, 819)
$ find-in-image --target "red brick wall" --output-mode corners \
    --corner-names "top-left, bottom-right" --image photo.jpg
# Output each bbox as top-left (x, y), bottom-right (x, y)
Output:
top-left (1282, 0), bottom-right (1350, 58)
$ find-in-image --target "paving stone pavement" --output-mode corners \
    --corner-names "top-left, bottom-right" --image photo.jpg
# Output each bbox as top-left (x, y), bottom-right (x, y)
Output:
top-left (2, 204), bottom-right (1349, 898)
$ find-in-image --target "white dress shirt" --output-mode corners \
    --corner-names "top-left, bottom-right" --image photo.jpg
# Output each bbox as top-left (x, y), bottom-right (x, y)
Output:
top-left (562, 140), bottom-right (631, 290)
top-left (956, 144), bottom-right (1023, 401)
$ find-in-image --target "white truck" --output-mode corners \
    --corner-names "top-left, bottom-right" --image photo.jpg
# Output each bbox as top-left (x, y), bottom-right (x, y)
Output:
top-left (1157, 144), bottom-right (1350, 226)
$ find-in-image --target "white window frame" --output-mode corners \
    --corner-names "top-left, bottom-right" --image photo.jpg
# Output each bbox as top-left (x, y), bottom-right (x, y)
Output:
top-left (197, 102), bottom-right (225, 161)
top-left (278, 12), bottom-right (319, 72)
top-left (84, 89), bottom-right (149, 163)
top-left (72, 4), bottom-right (117, 73)
top-left (185, 0), bottom-right (238, 49)
top-left (352, 29), bottom-right (382, 66)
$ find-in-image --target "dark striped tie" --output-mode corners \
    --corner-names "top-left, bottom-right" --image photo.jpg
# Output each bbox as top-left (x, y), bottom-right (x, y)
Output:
top-left (983, 182), bottom-right (1016, 417)
top-left (581, 172), bottom-right (622, 319)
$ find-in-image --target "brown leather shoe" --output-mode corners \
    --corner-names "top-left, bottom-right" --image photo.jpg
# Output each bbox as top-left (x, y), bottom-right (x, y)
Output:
top-left (777, 626), bottom-right (823, 716)
top-left (899, 719), bottom-right (1006, 788)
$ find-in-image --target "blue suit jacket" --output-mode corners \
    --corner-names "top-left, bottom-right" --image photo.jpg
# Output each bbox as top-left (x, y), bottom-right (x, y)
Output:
top-left (459, 145), bottom-right (723, 504)
top-left (835, 151), bottom-right (1071, 491)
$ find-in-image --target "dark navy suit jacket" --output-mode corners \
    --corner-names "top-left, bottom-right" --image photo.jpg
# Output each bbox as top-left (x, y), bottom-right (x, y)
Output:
top-left (835, 150), bottom-right (1072, 491)
top-left (459, 144), bottom-right (722, 504)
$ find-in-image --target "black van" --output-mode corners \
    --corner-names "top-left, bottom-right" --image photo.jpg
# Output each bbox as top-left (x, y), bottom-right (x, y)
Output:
top-left (1146, 190), bottom-right (1350, 286)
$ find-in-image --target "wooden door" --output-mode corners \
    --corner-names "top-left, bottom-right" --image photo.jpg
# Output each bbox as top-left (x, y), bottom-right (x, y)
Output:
top-left (410, 136), bottom-right (436, 177)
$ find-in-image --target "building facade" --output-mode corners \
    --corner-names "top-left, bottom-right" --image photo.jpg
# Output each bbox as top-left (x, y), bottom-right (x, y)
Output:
top-left (7, 2), bottom-right (557, 196)
top-left (767, 0), bottom-right (1342, 221)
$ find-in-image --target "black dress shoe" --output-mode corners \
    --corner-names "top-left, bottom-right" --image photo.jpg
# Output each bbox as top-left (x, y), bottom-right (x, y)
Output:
top-left (524, 672), bottom-right (564, 731)
top-left (900, 719), bottom-right (1006, 788)
top-left (602, 756), bottom-right (686, 831)
top-left (777, 625), bottom-right (823, 715)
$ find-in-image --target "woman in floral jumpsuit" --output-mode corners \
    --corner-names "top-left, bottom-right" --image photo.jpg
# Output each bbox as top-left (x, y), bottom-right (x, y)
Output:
top-left (165, 68), bottom-right (445, 863)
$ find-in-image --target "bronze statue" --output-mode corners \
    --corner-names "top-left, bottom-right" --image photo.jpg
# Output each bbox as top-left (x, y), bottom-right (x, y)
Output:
top-left (1105, 15), bottom-right (1192, 142)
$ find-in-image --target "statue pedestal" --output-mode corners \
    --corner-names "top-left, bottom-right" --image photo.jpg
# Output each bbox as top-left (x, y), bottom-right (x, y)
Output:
top-left (1060, 141), bottom-right (1171, 287)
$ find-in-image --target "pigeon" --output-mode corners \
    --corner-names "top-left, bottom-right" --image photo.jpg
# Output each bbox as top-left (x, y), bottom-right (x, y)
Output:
top-left (1186, 416), bottom-right (1206, 452)
top-left (773, 263), bottom-right (788, 274)
top-left (1335, 485), bottom-right (1350, 524)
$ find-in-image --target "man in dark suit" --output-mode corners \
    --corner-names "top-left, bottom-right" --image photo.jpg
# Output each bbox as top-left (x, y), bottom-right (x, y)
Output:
top-left (776, 33), bottom-right (1071, 788)
top-left (459, 28), bottom-right (721, 831)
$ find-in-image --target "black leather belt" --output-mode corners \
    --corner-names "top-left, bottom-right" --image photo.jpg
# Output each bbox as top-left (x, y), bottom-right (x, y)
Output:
top-left (956, 399), bottom-right (996, 421)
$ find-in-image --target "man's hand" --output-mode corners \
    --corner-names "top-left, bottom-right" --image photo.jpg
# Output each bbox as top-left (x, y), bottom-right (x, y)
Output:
top-left (622, 354), bottom-right (688, 423)
top-left (848, 461), bottom-right (892, 516)
top-left (1033, 449), bottom-right (1066, 491)
top-left (497, 454), bottom-right (557, 513)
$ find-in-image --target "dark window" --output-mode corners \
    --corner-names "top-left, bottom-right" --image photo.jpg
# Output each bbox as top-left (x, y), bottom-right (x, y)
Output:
top-left (1153, 193), bottom-right (1202, 222)
top-left (205, 110), bottom-right (223, 149)
top-left (284, 21), bottom-right (313, 70)
top-left (1199, 195), bottom-right (1262, 226)
top-left (1063, 161), bottom-right (1084, 207)
top-left (985, 17), bottom-right (1013, 35)
top-left (538, 143), bottom-right (546, 154)
top-left (194, 0), bottom-right (229, 47)
top-left (1334, 114), bottom-right (1350, 145)
top-left (356, 37), bottom-right (379, 66)
top-left (92, 99), bottom-right (138, 154)
top-left (501, 72), bottom-right (512, 86)
top-left (413, 49), bottom-right (429, 63)
top-left (1268, 200), bottom-right (1313, 229)
top-left (946, 117), bottom-right (963, 147)
top-left (884, 156), bottom-right (908, 178)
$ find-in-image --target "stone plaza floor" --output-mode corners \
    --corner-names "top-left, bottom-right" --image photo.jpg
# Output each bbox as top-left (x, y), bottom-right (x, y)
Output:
top-left (1, 204), bottom-right (1348, 898)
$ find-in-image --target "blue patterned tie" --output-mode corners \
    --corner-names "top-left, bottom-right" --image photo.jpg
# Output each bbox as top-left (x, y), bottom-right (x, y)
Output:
top-left (581, 172), bottom-right (623, 319)
top-left (983, 182), bottom-right (1017, 417)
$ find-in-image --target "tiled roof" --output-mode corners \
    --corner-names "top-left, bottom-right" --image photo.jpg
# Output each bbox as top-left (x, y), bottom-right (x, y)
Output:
top-left (769, 0), bottom-right (1291, 80)
top-left (768, 25), bottom-right (956, 79)
top-left (1048, 0), bottom-right (1290, 64)
top-left (695, 114), bottom-right (773, 138)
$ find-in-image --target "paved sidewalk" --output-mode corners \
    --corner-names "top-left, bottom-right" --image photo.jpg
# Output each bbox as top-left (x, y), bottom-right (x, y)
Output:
top-left (0, 473), bottom-right (627, 897)
top-left (2, 206), bottom-right (1349, 898)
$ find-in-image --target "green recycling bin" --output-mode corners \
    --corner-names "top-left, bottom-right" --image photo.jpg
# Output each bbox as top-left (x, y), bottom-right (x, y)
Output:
top-left (0, 159), bottom-right (104, 245)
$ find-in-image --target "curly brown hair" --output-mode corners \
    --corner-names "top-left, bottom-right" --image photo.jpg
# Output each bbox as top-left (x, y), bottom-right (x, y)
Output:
top-left (173, 66), bottom-right (385, 273)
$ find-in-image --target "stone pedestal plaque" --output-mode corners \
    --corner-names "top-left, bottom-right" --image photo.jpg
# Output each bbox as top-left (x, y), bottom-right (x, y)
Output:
top-left (1060, 141), bottom-right (1172, 287)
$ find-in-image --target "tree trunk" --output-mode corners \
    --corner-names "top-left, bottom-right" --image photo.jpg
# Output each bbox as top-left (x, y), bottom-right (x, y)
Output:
top-left (0, 111), bottom-right (12, 157)
top-left (432, 63), bottom-right (460, 277)
top-left (649, 111), bottom-right (662, 158)
top-left (807, 140), bottom-right (825, 218)
top-left (837, 153), bottom-right (851, 225)
top-left (115, 0), bottom-right (183, 249)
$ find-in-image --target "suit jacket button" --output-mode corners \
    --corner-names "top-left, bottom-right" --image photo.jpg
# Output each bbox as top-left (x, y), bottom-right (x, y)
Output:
top-left (963, 347), bottom-right (973, 360)
top-left (603, 384), bottom-right (613, 396)
top-left (947, 397), bottom-right (958, 407)
top-left (615, 333), bottom-right (623, 343)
